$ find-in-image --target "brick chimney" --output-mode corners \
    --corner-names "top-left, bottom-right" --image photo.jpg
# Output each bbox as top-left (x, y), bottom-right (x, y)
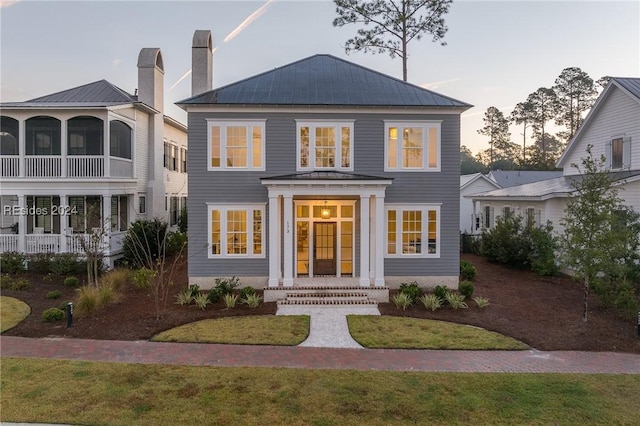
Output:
top-left (192, 30), bottom-right (213, 96)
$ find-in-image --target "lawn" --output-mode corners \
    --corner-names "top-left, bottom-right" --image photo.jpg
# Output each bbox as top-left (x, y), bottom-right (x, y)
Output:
top-left (1, 296), bottom-right (31, 333)
top-left (2, 358), bottom-right (639, 425)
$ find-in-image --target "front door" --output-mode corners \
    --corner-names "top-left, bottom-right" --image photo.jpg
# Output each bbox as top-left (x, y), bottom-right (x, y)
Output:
top-left (313, 222), bottom-right (336, 275)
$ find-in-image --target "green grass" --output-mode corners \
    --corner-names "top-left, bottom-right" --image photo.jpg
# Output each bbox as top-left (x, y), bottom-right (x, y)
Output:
top-left (2, 358), bottom-right (640, 425)
top-left (1, 296), bottom-right (31, 332)
top-left (151, 315), bottom-right (310, 345)
top-left (348, 315), bottom-right (529, 349)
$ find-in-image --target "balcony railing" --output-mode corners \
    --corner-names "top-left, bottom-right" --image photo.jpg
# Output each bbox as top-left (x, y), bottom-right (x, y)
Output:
top-left (0, 235), bottom-right (19, 252)
top-left (2, 233), bottom-right (117, 255)
top-left (26, 234), bottom-right (61, 253)
top-left (1, 155), bottom-right (134, 178)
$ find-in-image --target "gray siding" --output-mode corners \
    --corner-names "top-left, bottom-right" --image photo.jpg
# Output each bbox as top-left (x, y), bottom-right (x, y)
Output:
top-left (188, 111), bottom-right (460, 280)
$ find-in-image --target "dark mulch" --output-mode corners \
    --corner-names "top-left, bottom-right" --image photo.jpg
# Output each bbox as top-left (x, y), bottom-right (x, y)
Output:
top-left (3, 254), bottom-right (639, 353)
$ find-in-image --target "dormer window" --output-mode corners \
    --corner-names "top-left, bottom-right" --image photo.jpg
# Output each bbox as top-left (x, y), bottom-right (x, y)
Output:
top-left (296, 121), bottom-right (353, 172)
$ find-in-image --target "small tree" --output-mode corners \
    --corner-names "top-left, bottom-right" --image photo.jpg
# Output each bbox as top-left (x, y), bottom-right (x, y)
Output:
top-left (78, 204), bottom-right (107, 286)
top-left (561, 145), bottom-right (640, 321)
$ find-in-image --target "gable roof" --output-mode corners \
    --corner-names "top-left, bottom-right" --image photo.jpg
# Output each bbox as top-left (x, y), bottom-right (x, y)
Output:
top-left (460, 173), bottom-right (500, 191)
top-left (1, 80), bottom-right (137, 108)
top-left (178, 54), bottom-right (472, 109)
top-left (487, 170), bottom-right (563, 188)
top-left (557, 77), bottom-right (640, 168)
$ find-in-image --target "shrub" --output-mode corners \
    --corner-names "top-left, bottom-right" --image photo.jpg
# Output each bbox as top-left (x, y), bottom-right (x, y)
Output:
top-left (215, 276), bottom-right (239, 295)
top-left (193, 293), bottom-right (210, 310)
top-left (207, 288), bottom-right (222, 304)
top-left (391, 292), bottom-right (412, 311)
top-left (166, 231), bottom-right (188, 256)
top-left (223, 293), bottom-right (238, 309)
top-left (433, 285), bottom-right (448, 300)
top-left (64, 277), bottom-right (79, 288)
top-left (473, 296), bottom-right (490, 308)
top-left (103, 268), bottom-right (131, 290)
top-left (4, 277), bottom-right (30, 291)
top-left (0, 275), bottom-right (14, 289)
top-left (42, 308), bottom-right (65, 322)
top-left (59, 301), bottom-right (73, 312)
top-left (398, 281), bottom-right (421, 302)
top-left (27, 252), bottom-right (54, 274)
top-left (175, 289), bottom-right (193, 306)
top-left (122, 219), bottom-right (184, 268)
top-left (133, 268), bottom-right (156, 289)
top-left (614, 288), bottom-right (639, 321)
top-left (97, 284), bottom-right (119, 307)
top-left (239, 286), bottom-right (256, 300)
top-left (187, 284), bottom-right (201, 298)
top-left (419, 294), bottom-right (443, 311)
top-left (459, 280), bottom-right (475, 298)
top-left (49, 253), bottom-right (83, 275)
top-left (46, 290), bottom-right (62, 299)
top-left (481, 214), bottom-right (528, 268)
top-left (445, 292), bottom-right (468, 309)
top-left (460, 260), bottom-right (477, 281)
top-left (527, 222), bottom-right (559, 276)
top-left (241, 293), bottom-right (262, 308)
top-left (0, 251), bottom-right (26, 274)
top-left (74, 286), bottom-right (99, 316)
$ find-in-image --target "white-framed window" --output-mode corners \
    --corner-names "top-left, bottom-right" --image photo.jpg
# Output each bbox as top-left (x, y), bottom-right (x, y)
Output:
top-left (484, 206), bottom-right (494, 229)
top-left (385, 204), bottom-right (440, 257)
top-left (296, 121), bottom-right (354, 171)
top-left (207, 120), bottom-right (265, 171)
top-left (207, 204), bottom-right (265, 258)
top-left (110, 195), bottom-right (128, 232)
top-left (139, 195), bottom-right (146, 214)
top-left (502, 206), bottom-right (512, 218)
top-left (526, 207), bottom-right (536, 228)
top-left (607, 136), bottom-right (631, 170)
top-left (384, 121), bottom-right (440, 171)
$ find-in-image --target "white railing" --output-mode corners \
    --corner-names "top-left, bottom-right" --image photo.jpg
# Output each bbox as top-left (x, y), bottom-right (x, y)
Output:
top-left (110, 157), bottom-right (133, 177)
top-left (67, 156), bottom-right (104, 177)
top-left (0, 235), bottom-right (19, 252)
top-left (25, 234), bottom-right (60, 253)
top-left (25, 156), bottom-right (62, 177)
top-left (0, 156), bottom-right (20, 177)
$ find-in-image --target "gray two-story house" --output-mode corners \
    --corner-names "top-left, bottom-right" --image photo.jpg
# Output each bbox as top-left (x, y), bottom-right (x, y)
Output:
top-left (179, 30), bottom-right (471, 291)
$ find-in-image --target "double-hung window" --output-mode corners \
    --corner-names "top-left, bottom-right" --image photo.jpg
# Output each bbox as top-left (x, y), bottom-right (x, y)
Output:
top-left (208, 204), bottom-right (265, 258)
top-left (385, 121), bottom-right (440, 171)
top-left (385, 204), bottom-right (440, 257)
top-left (607, 136), bottom-right (631, 170)
top-left (207, 120), bottom-right (265, 171)
top-left (297, 121), bottom-right (353, 171)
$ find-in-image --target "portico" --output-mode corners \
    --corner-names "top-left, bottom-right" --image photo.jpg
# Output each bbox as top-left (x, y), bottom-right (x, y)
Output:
top-left (261, 172), bottom-right (392, 288)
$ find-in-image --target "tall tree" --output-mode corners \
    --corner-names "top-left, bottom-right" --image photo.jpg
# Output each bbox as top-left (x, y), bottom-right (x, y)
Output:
top-left (524, 87), bottom-right (559, 165)
top-left (510, 100), bottom-right (534, 165)
top-left (553, 67), bottom-right (597, 143)
top-left (477, 106), bottom-right (520, 168)
top-left (525, 133), bottom-right (563, 170)
top-left (561, 146), bottom-right (640, 321)
top-left (332, 0), bottom-right (452, 81)
top-left (596, 76), bottom-right (612, 91)
top-left (460, 145), bottom-right (486, 174)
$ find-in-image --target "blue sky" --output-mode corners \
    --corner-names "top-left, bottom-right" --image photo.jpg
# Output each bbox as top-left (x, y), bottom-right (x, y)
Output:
top-left (1, 0), bottom-right (638, 154)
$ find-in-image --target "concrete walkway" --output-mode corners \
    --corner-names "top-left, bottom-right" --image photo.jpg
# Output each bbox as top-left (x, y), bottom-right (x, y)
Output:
top-left (2, 336), bottom-right (639, 373)
top-left (276, 305), bottom-right (380, 348)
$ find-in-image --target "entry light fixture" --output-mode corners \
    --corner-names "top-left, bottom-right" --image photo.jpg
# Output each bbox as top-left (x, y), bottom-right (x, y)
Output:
top-left (321, 200), bottom-right (331, 219)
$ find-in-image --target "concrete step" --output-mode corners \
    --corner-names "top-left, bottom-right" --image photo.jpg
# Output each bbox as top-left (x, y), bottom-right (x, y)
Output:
top-left (285, 292), bottom-right (370, 299)
top-left (264, 286), bottom-right (389, 303)
top-left (277, 298), bottom-right (379, 306)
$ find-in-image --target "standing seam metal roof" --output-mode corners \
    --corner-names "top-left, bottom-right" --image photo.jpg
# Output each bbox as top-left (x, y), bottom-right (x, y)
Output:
top-left (1, 80), bottom-right (137, 107)
top-left (178, 54), bottom-right (472, 108)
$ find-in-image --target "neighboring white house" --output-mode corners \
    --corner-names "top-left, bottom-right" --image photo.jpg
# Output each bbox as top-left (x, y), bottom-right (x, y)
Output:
top-left (470, 77), bottom-right (640, 234)
top-left (460, 173), bottom-right (500, 233)
top-left (0, 48), bottom-right (187, 266)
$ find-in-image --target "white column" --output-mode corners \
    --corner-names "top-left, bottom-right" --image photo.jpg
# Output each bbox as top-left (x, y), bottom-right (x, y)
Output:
top-left (283, 195), bottom-right (293, 287)
top-left (374, 195), bottom-right (385, 287)
top-left (60, 195), bottom-right (68, 253)
top-left (104, 121), bottom-right (110, 177)
top-left (18, 120), bottom-right (25, 177)
top-left (17, 195), bottom-right (26, 252)
top-left (268, 194), bottom-right (280, 287)
top-left (60, 119), bottom-right (67, 177)
top-left (102, 195), bottom-right (111, 257)
top-left (359, 194), bottom-right (370, 286)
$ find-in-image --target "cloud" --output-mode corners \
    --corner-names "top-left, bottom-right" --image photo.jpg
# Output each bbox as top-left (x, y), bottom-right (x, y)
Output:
top-left (224, 0), bottom-right (274, 43)
top-left (112, 58), bottom-right (122, 68)
top-left (419, 78), bottom-right (461, 90)
top-left (0, 0), bottom-right (20, 8)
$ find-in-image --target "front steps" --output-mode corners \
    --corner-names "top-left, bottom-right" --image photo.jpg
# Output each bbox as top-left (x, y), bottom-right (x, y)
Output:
top-left (264, 286), bottom-right (389, 304)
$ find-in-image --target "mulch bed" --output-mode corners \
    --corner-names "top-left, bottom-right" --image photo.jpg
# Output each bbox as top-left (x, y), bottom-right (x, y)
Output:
top-left (3, 254), bottom-right (639, 353)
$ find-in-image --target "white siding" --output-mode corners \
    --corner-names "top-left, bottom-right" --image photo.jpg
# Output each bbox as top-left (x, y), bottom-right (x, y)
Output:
top-left (563, 86), bottom-right (640, 176)
top-left (460, 179), bottom-right (498, 233)
top-left (135, 112), bottom-right (150, 198)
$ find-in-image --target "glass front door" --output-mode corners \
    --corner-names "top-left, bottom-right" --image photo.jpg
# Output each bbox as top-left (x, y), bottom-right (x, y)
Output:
top-left (313, 222), bottom-right (336, 275)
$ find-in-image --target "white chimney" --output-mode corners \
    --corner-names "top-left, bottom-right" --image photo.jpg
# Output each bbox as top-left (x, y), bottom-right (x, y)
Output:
top-left (192, 30), bottom-right (213, 96)
top-left (137, 48), bottom-right (164, 112)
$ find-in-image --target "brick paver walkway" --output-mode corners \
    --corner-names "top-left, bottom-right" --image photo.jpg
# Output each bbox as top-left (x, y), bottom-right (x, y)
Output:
top-left (2, 336), bottom-right (639, 373)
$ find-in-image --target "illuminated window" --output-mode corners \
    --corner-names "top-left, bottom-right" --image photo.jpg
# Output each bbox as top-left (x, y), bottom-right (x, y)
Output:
top-left (296, 121), bottom-right (353, 171)
top-left (385, 122), bottom-right (440, 171)
top-left (208, 204), bottom-right (265, 258)
top-left (386, 205), bottom-right (440, 257)
top-left (207, 121), bottom-right (265, 171)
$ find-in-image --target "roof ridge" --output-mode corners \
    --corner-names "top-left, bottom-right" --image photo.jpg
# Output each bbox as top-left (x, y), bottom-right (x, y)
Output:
top-left (27, 79), bottom-right (135, 103)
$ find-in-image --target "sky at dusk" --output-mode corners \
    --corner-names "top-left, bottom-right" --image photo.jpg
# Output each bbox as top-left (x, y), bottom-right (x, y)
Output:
top-left (1, 0), bottom-right (638, 154)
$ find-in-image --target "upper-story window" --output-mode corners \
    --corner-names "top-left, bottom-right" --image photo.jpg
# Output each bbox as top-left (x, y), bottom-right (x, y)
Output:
top-left (68, 116), bottom-right (103, 156)
top-left (26, 116), bottom-right (61, 155)
top-left (297, 121), bottom-right (353, 171)
top-left (608, 136), bottom-right (631, 170)
top-left (207, 120), bottom-right (265, 171)
top-left (0, 116), bottom-right (19, 155)
top-left (180, 148), bottom-right (187, 172)
top-left (384, 121), bottom-right (440, 171)
top-left (110, 121), bottom-right (132, 159)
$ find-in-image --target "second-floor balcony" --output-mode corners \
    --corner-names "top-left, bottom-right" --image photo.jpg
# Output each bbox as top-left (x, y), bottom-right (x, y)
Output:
top-left (0, 155), bottom-right (133, 178)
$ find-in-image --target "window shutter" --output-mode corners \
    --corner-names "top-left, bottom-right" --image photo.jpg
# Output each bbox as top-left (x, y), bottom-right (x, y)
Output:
top-left (604, 140), bottom-right (612, 169)
top-left (622, 136), bottom-right (631, 169)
